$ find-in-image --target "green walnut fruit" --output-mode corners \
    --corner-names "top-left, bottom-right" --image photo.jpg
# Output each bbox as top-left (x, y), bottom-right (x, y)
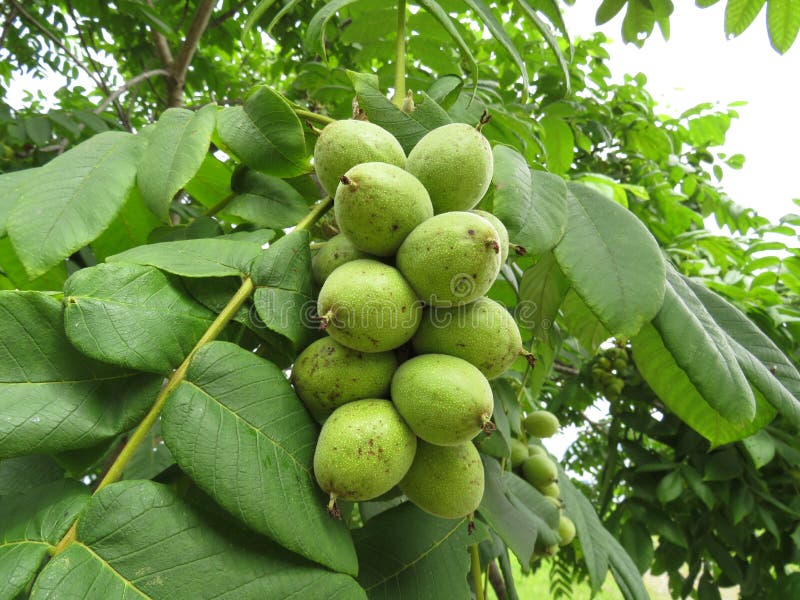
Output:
top-left (399, 440), bottom-right (484, 519)
top-left (314, 119), bottom-right (406, 198)
top-left (528, 445), bottom-right (547, 458)
top-left (411, 297), bottom-right (528, 380)
top-left (334, 162), bottom-right (433, 256)
top-left (597, 357), bottom-right (611, 370)
top-left (471, 210), bottom-right (509, 263)
top-left (522, 455), bottom-right (558, 487)
top-left (539, 481), bottom-right (560, 498)
top-left (391, 354), bottom-right (493, 445)
top-left (406, 123), bottom-right (493, 213)
top-left (524, 411), bottom-right (560, 438)
top-left (291, 337), bottom-right (397, 421)
top-left (317, 259), bottom-right (422, 352)
top-left (544, 495), bottom-right (562, 510)
top-left (396, 212), bottom-right (502, 306)
top-left (558, 515), bottom-right (576, 546)
top-left (311, 234), bottom-right (372, 286)
top-left (613, 358), bottom-right (628, 371)
top-left (510, 438), bottom-right (529, 467)
top-left (314, 399), bottom-right (416, 504)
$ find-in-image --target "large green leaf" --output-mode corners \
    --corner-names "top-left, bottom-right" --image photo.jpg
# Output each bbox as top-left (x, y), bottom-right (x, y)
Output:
top-left (226, 167), bottom-right (309, 228)
top-left (216, 86), bottom-right (309, 177)
top-left (0, 169), bottom-right (33, 238)
top-left (353, 501), bottom-right (487, 598)
top-left (561, 289), bottom-right (611, 353)
top-left (91, 188), bottom-right (161, 262)
top-left (725, 0), bottom-right (766, 36)
top-left (478, 457), bottom-right (559, 565)
top-left (305, 0), bottom-right (362, 59)
top-left (0, 236), bottom-right (68, 291)
top-left (137, 104), bottom-right (216, 221)
top-left (107, 236), bottom-right (266, 278)
top-left (161, 341), bottom-right (358, 575)
top-left (0, 455), bottom-right (64, 495)
top-left (0, 291), bottom-right (160, 457)
top-left (767, 0), bottom-right (800, 53)
top-left (540, 114), bottom-right (575, 174)
top-left (632, 323), bottom-right (774, 446)
top-left (686, 278), bottom-right (800, 428)
top-left (553, 183), bottom-right (665, 337)
top-left (252, 230), bottom-right (316, 351)
top-left (30, 481), bottom-right (365, 599)
top-left (0, 480), bottom-right (89, 599)
top-left (491, 146), bottom-right (568, 255)
top-left (558, 473), bottom-right (648, 599)
top-left (348, 71), bottom-right (451, 154)
top-left (7, 132), bottom-right (142, 278)
top-left (651, 267), bottom-right (755, 423)
top-left (519, 251), bottom-right (570, 342)
top-left (64, 263), bottom-right (217, 373)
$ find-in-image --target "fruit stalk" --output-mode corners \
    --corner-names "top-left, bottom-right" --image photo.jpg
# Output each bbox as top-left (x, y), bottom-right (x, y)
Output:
top-left (392, 0), bottom-right (407, 107)
top-left (470, 543), bottom-right (485, 600)
top-left (51, 197), bottom-right (333, 557)
top-left (294, 108), bottom-right (335, 126)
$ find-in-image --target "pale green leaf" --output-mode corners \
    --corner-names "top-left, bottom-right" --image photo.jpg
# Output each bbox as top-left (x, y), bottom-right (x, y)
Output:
top-left (519, 251), bottom-right (570, 342)
top-left (0, 169), bottom-right (33, 238)
top-left (561, 289), bottom-right (611, 353)
top-left (725, 0), bottom-right (766, 36)
top-left (767, 0), bottom-right (800, 55)
top-left (540, 115), bottom-right (574, 174)
top-left (0, 291), bottom-right (160, 457)
top-left (596, 0), bottom-right (627, 24)
top-left (161, 341), bottom-right (358, 575)
top-left (516, 0), bottom-right (572, 93)
top-left (305, 0), bottom-right (362, 59)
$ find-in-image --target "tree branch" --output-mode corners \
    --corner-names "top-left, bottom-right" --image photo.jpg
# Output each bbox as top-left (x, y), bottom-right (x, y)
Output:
top-left (145, 0), bottom-right (174, 70)
top-left (95, 68), bottom-right (169, 114)
top-left (169, 0), bottom-right (215, 106)
top-left (0, 5), bottom-right (18, 50)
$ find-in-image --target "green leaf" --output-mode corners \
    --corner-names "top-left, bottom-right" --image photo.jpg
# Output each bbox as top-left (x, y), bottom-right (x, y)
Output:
top-left (559, 474), bottom-right (648, 599)
top-left (137, 104), bottom-right (216, 221)
top-left (741, 430), bottom-right (776, 469)
top-left (632, 322), bottom-right (774, 446)
top-left (0, 291), bottom-right (160, 457)
top-left (648, 268), bottom-right (755, 423)
top-left (216, 86), bottom-right (309, 177)
top-left (305, 0), bottom-right (362, 59)
top-left (519, 252), bottom-right (570, 342)
top-left (353, 501), bottom-right (487, 598)
top-left (252, 230), bottom-right (316, 351)
top-left (464, 0), bottom-right (529, 101)
top-left (108, 236), bottom-right (266, 278)
top-left (478, 457), bottom-right (559, 564)
top-left (242, 0), bottom-right (279, 43)
top-left (540, 115), bottom-right (574, 174)
top-left (348, 71), bottom-right (451, 154)
top-left (0, 169), bottom-right (33, 238)
top-left (491, 146), bottom-right (568, 255)
top-left (725, 0), bottom-right (766, 36)
top-left (619, 522), bottom-right (654, 575)
top-left (656, 470), bottom-right (683, 503)
top-left (0, 480), bottom-right (89, 599)
top-left (417, 0), bottom-right (479, 96)
top-left (30, 480), bottom-right (365, 599)
top-left (120, 418), bottom-right (174, 481)
top-left (686, 278), bottom-right (800, 428)
top-left (91, 187), bottom-right (161, 262)
top-left (161, 341), bottom-right (358, 575)
top-left (0, 236), bottom-right (68, 291)
top-left (0, 455), bottom-right (64, 495)
top-left (7, 132), bottom-right (142, 278)
top-left (515, 0), bottom-right (572, 93)
top-left (184, 154), bottom-right (233, 208)
top-left (622, 0), bottom-right (655, 46)
top-left (553, 183), bottom-right (665, 337)
top-left (596, 0), bottom-right (628, 24)
top-left (64, 263), bottom-right (217, 373)
top-left (227, 167), bottom-right (309, 228)
top-left (681, 464), bottom-right (716, 510)
top-left (561, 289), bottom-right (611, 353)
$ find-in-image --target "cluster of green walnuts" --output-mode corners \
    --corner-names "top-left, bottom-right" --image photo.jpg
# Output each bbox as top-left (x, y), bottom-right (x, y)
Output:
top-left (290, 118), bottom-right (531, 520)
top-left (590, 343), bottom-right (639, 401)
top-left (510, 412), bottom-right (576, 557)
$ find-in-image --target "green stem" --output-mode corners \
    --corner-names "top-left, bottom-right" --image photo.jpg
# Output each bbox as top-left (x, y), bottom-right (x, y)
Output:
top-left (470, 543), bottom-right (485, 600)
top-left (204, 192), bottom-right (235, 217)
top-left (52, 197), bottom-right (333, 557)
top-left (392, 0), bottom-right (406, 107)
top-left (294, 109), bottom-right (335, 126)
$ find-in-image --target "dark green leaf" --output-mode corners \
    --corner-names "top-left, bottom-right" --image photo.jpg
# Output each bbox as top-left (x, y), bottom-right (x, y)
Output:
top-left (7, 132), bottom-right (142, 277)
top-left (137, 104), bottom-right (216, 221)
top-left (216, 86), bottom-right (309, 177)
top-left (161, 341), bottom-right (358, 575)
top-left (656, 470), bottom-right (683, 503)
top-left (0, 455), bottom-right (64, 495)
top-left (681, 464), bottom-right (715, 510)
top-left (491, 146), bottom-right (568, 255)
top-left (64, 263), bottom-right (217, 373)
top-left (553, 183), bottom-right (665, 337)
top-left (620, 521), bottom-right (654, 574)
top-left (30, 481), bottom-right (365, 599)
top-left (596, 0), bottom-right (628, 24)
top-left (227, 167), bottom-right (309, 228)
top-left (353, 502), bottom-right (487, 598)
top-left (0, 291), bottom-right (160, 457)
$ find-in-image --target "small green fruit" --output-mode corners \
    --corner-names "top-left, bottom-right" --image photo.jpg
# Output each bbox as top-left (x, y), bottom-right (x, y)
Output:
top-left (510, 438), bottom-right (529, 467)
top-left (399, 440), bottom-right (484, 519)
top-left (613, 358), bottom-right (627, 371)
top-left (311, 234), bottom-right (371, 286)
top-left (317, 259), bottom-right (422, 352)
top-left (334, 162), bottom-right (433, 256)
top-left (471, 210), bottom-right (509, 263)
top-left (406, 123), bottom-right (493, 213)
top-left (607, 378), bottom-right (625, 395)
top-left (544, 495), bottom-right (562, 510)
top-left (412, 297), bottom-right (523, 379)
top-left (291, 337), bottom-right (397, 421)
top-left (528, 445), bottom-right (547, 458)
top-left (597, 357), bottom-right (611, 370)
top-left (391, 354), bottom-right (493, 446)
top-left (522, 455), bottom-right (558, 487)
top-left (314, 119), bottom-right (405, 197)
top-left (558, 515), bottom-right (576, 546)
top-left (524, 411), bottom-right (560, 438)
top-left (314, 399), bottom-right (416, 502)
top-left (396, 212), bottom-right (501, 306)
top-left (539, 481), bottom-right (560, 498)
